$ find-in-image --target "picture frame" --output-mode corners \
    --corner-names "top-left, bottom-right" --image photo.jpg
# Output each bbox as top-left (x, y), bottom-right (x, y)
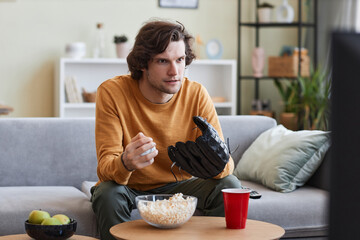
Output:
top-left (159, 0), bottom-right (198, 9)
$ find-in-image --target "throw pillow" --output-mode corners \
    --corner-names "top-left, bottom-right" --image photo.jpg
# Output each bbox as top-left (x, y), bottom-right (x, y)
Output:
top-left (233, 125), bottom-right (331, 193)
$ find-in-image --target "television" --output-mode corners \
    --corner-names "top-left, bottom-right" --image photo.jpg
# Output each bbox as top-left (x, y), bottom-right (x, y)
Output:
top-left (330, 32), bottom-right (360, 239)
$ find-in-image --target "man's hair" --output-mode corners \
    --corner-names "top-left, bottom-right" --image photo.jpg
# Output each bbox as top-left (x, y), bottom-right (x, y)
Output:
top-left (127, 19), bottom-right (196, 80)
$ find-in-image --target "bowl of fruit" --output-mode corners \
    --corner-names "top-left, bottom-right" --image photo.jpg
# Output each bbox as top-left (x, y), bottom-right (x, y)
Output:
top-left (25, 210), bottom-right (77, 240)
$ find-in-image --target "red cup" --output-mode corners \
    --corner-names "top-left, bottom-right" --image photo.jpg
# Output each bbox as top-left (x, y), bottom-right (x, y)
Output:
top-left (222, 188), bottom-right (251, 229)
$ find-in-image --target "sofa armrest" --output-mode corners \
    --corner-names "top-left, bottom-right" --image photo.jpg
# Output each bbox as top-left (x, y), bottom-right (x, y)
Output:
top-left (218, 115), bottom-right (277, 166)
top-left (306, 151), bottom-right (331, 191)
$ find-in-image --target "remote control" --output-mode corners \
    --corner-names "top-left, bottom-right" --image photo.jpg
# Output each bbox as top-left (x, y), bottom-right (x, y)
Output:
top-left (249, 190), bottom-right (262, 199)
top-left (241, 186), bottom-right (262, 199)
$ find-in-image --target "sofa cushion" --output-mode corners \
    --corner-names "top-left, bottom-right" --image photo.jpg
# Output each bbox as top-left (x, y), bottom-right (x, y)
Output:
top-left (234, 125), bottom-right (331, 192)
top-left (242, 180), bottom-right (328, 238)
top-left (0, 118), bottom-right (98, 189)
top-left (0, 186), bottom-right (97, 237)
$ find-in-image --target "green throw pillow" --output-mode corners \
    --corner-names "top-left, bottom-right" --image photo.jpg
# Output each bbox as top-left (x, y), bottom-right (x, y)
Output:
top-left (233, 125), bottom-right (331, 193)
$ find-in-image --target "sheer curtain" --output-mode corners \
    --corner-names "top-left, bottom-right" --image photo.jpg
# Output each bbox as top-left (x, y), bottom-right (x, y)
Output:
top-left (317, 0), bottom-right (360, 70)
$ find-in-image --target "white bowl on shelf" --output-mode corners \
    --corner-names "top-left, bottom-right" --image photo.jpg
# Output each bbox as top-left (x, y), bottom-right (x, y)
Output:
top-left (65, 42), bottom-right (86, 59)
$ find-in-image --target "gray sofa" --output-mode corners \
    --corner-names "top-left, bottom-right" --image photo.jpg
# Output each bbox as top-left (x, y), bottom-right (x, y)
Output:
top-left (0, 116), bottom-right (329, 239)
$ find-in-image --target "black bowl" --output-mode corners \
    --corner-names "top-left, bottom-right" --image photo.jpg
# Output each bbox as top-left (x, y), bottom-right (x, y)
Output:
top-left (25, 219), bottom-right (77, 240)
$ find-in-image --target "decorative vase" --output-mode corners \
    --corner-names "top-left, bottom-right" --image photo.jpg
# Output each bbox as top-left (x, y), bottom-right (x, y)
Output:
top-left (115, 42), bottom-right (130, 58)
top-left (258, 8), bottom-right (272, 23)
top-left (252, 47), bottom-right (265, 78)
top-left (276, 0), bottom-right (294, 23)
top-left (280, 112), bottom-right (298, 131)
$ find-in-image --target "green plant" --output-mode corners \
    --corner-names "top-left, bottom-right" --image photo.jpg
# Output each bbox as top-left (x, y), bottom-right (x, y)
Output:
top-left (258, 2), bottom-right (274, 8)
top-left (297, 68), bottom-right (331, 131)
top-left (274, 67), bottom-right (331, 131)
top-left (274, 78), bottom-right (300, 113)
top-left (114, 35), bottom-right (128, 44)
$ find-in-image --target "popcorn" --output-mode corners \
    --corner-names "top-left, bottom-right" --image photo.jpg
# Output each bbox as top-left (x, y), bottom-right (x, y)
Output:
top-left (137, 193), bottom-right (196, 227)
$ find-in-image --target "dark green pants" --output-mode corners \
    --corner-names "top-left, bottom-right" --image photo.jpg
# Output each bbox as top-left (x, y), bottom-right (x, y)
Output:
top-left (91, 175), bottom-right (241, 240)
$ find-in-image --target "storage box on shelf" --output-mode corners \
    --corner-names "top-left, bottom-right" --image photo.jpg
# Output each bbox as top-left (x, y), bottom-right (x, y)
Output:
top-left (54, 58), bottom-right (237, 117)
top-left (268, 55), bottom-right (310, 77)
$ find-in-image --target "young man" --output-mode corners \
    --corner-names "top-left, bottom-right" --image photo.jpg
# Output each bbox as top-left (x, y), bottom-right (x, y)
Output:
top-left (91, 19), bottom-right (241, 240)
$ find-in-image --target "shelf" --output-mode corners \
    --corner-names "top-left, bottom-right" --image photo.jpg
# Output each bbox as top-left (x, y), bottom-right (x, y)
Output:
top-left (55, 58), bottom-right (237, 117)
top-left (192, 59), bottom-right (237, 65)
top-left (237, 0), bottom-right (318, 112)
top-left (61, 58), bottom-right (237, 65)
top-left (61, 58), bottom-right (127, 64)
top-left (240, 22), bottom-right (316, 27)
top-left (64, 103), bottom-right (95, 108)
top-left (213, 102), bottom-right (233, 108)
top-left (240, 76), bottom-right (297, 80)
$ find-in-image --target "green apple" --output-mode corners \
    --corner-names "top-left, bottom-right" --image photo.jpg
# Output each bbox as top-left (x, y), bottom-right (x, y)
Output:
top-left (41, 217), bottom-right (62, 225)
top-left (53, 214), bottom-right (70, 224)
top-left (28, 210), bottom-right (51, 224)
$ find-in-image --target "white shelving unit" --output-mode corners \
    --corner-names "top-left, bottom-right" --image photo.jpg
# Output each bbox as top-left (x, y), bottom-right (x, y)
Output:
top-left (55, 58), bottom-right (237, 117)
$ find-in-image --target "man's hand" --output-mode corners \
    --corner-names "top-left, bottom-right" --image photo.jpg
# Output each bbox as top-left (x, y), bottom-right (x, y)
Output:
top-left (168, 116), bottom-right (229, 179)
top-left (122, 132), bottom-right (158, 171)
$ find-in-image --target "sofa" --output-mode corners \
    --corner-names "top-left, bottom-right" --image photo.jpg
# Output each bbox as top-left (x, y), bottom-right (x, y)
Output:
top-left (0, 115), bottom-right (329, 239)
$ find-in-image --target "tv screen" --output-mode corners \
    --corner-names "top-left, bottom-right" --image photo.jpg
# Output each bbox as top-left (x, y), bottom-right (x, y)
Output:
top-left (330, 32), bottom-right (360, 239)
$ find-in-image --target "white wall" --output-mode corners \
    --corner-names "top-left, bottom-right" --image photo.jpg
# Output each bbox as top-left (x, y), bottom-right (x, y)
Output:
top-left (0, 0), bottom-right (298, 117)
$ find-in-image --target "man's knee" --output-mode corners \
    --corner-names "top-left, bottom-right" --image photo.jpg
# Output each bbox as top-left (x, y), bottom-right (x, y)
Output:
top-left (201, 175), bottom-right (242, 216)
top-left (91, 182), bottom-right (131, 240)
top-left (91, 181), bottom-right (133, 211)
top-left (217, 174), bottom-right (242, 189)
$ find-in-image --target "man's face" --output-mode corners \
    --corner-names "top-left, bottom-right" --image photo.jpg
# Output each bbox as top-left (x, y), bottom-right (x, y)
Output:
top-left (140, 40), bottom-right (186, 103)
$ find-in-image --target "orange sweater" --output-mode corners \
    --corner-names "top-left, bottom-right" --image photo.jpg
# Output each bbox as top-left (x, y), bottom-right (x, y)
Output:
top-left (95, 75), bottom-right (234, 191)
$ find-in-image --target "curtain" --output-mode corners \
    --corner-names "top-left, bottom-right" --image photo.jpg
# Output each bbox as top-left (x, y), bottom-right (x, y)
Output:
top-left (316, 0), bottom-right (360, 70)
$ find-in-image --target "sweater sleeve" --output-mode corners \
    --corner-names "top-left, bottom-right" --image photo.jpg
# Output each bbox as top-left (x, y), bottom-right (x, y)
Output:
top-left (197, 85), bottom-right (234, 179)
top-left (95, 84), bottom-right (133, 185)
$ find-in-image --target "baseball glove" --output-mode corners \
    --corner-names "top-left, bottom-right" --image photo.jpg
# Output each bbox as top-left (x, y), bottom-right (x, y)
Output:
top-left (167, 116), bottom-right (230, 179)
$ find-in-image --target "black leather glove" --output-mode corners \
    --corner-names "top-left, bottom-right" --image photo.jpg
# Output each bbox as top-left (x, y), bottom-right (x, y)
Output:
top-left (168, 116), bottom-right (229, 179)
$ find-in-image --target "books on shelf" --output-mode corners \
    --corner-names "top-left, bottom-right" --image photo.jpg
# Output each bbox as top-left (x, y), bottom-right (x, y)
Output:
top-left (64, 76), bottom-right (83, 103)
top-left (0, 104), bottom-right (14, 115)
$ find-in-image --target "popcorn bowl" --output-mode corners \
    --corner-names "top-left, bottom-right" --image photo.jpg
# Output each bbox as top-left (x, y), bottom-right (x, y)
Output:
top-left (135, 193), bottom-right (197, 229)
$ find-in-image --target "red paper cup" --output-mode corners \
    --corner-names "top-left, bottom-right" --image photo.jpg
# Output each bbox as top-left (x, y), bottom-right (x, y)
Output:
top-left (222, 188), bottom-right (251, 229)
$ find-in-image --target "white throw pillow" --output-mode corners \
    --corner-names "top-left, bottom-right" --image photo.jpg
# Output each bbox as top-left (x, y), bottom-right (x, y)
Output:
top-left (233, 125), bottom-right (331, 192)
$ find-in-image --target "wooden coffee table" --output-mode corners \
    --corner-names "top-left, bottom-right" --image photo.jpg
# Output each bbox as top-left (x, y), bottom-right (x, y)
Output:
top-left (110, 216), bottom-right (285, 240)
top-left (0, 234), bottom-right (99, 240)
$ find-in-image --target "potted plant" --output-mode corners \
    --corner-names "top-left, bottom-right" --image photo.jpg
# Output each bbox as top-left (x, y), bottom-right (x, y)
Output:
top-left (274, 67), bottom-right (331, 131)
top-left (114, 35), bottom-right (129, 58)
top-left (297, 68), bottom-right (331, 130)
top-left (274, 78), bottom-right (300, 130)
top-left (257, 2), bottom-right (274, 23)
